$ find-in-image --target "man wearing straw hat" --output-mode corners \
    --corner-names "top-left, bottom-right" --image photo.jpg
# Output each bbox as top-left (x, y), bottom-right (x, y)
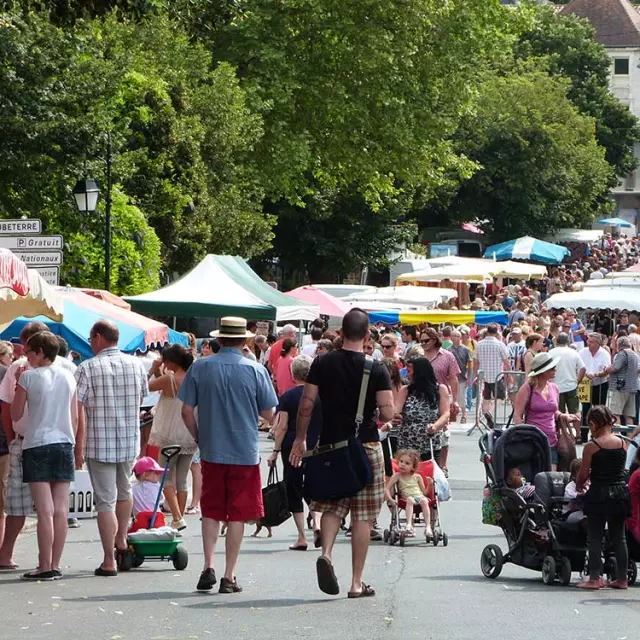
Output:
top-left (180, 317), bottom-right (277, 594)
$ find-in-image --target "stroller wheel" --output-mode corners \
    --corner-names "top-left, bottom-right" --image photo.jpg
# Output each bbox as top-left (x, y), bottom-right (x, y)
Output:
top-left (481, 544), bottom-right (503, 579)
top-left (399, 531), bottom-right (406, 547)
top-left (542, 556), bottom-right (556, 585)
top-left (116, 547), bottom-right (133, 572)
top-left (442, 532), bottom-right (449, 547)
top-left (389, 530), bottom-right (397, 546)
top-left (628, 560), bottom-right (638, 586)
top-left (383, 529), bottom-right (390, 543)
top-left (558, 557), bottom-right (572, 586)
top-left (605, 558), bottom-right (618, 583)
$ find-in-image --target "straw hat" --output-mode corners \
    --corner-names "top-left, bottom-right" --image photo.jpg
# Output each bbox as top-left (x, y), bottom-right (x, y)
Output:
top-left (528, 352), bottom-right (559, 378)
top-left (210, 317), bottom-right (255, 339)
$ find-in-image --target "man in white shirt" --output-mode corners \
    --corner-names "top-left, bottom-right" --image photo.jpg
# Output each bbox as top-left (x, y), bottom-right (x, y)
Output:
top-left (0, 321), bottom-right (48, 569)
top-left (579, 332), bottom-right (612, 441)
top-left (302, 327), bottom-right (323, 358)
top-left (549, 333), bottom-right (586, 415)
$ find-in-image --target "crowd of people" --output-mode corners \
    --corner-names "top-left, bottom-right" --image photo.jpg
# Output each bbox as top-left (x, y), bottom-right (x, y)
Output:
top-left (3, 232), bottom-right (640, 594)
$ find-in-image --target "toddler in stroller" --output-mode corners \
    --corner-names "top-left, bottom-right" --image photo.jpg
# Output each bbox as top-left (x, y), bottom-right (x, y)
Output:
top-left (383, 448), bottom-right (448, 547)
top-left (479, 425), bottom-right (587, 585)
top-left (385, 449), bottom-right (434, 540)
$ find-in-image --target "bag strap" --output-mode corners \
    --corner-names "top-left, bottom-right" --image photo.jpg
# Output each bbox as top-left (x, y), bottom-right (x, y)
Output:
top-left (268, 465), bottom-right (279, 485)
top-left (355, 355), bottom-right (374, 436)
top-left (524, 382), bottom-right (534, 424)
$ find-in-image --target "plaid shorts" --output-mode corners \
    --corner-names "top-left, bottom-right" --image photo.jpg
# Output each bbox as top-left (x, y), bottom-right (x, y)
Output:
top-left (310, 442), bottom-right (385, 522)
top-left (7, 438), bottom-right (34, 517)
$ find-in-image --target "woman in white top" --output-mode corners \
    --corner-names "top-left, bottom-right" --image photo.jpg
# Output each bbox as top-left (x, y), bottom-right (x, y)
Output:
top-left (148, 344), bottom-right (197, 531)
top-left (11, 331), bottom-right (77, 581)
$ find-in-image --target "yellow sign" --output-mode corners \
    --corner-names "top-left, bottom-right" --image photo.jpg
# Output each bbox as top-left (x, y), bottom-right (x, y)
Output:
top-left (578, 378), bottom-right (592, 404)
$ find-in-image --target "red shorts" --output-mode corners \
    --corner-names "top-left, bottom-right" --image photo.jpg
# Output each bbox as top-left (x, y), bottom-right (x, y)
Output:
top-left (201, 461), bottom-right (263, 523)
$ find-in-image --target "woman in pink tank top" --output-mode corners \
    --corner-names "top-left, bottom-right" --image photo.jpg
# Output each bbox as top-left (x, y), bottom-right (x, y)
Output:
top-left (513, 352), bottom-right (580, 471)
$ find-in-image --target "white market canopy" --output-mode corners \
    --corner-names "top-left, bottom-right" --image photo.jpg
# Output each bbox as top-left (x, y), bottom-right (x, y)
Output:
top-left (397, 259), bottom-right (546, 284)
top-left (344, 286), bottom-right (458, 308)
top-left (546, 288), bottom-right (640, 311)
top-left (542, 229), bottom-right (603, 244)
top-left (125, 255), bottom-right (319, 322)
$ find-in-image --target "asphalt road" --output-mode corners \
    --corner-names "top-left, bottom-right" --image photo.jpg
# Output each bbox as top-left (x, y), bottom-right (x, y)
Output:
top-left (2, 432), bottom-right (640, 640)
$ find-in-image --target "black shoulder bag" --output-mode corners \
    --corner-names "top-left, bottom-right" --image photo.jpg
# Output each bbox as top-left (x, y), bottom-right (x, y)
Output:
top-left (302, 356), bottom-right (374, 502)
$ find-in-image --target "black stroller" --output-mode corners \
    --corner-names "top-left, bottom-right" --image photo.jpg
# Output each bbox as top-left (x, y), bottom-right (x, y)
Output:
top-left (479, 425), bottom-right (587, 585)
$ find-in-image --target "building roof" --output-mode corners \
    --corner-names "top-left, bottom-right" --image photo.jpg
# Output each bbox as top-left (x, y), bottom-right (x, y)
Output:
top-left (561, 0), bottom-right (640, 47)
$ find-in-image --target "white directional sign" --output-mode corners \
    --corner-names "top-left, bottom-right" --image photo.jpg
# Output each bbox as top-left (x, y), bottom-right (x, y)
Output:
top-left (0, 235), bottom-right (63, 250)
top-left (33, 266), bottom-right (60, 286)
top-left (0, 219), bottom-right (42, 235)
top-left (13, 251), bottom-right (63, 266)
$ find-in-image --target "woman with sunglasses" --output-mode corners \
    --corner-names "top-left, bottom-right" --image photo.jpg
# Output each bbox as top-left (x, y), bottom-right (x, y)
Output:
top-left (380, 334), bottom-right (401, 362)
top-left (394, 357), bottom-right (449, 465)
top-left (419, 328), bottom-right (460, 475)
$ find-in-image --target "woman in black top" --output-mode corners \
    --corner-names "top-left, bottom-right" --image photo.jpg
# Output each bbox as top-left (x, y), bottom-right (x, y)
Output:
top-left (576, 406), bottom-right (630, 590)
top-left (268, 355), bottom-right (322, 551)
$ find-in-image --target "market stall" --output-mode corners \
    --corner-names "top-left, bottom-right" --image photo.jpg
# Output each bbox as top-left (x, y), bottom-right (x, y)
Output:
top-left (546, 288), bottom-right (640, 311)
top-left (368, 309), bottom-right (508, 326)
top-left (1, 287), bottom-right (187, 359)
top-left (125, 255), bottom-right (318, 321)
top-left (345, 285), bottom-right (458, 309)
top-left (284, 285), bottom-right (350, 317)
top-left (483, 236), bottom-right (569, 264)
top-left (0, 269), bottom-right (64, 325)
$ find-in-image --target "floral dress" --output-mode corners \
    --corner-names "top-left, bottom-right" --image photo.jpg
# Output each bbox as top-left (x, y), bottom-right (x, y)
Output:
top-left (398, 392), bottom-right (442, 457)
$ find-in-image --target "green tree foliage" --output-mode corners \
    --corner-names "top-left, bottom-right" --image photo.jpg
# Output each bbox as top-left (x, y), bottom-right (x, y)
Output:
top-left (266, 187), bottom-right (417, 283)
top-left (515, 4), bottom-right (640, 179)
top-left (214, 0), bottom-right (510, 206)
top-left (0, 11), bottom-right (270, 292)
top-left (59, 189), bottom-right (161, 293)
top-left (429, 71), bottom-right (612, 239)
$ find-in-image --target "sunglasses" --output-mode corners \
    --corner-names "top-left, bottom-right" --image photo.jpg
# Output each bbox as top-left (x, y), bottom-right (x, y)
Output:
top-left (420, 338), bottom-right (434, 344)
top-left (382, 344), bottom-right (394, 349)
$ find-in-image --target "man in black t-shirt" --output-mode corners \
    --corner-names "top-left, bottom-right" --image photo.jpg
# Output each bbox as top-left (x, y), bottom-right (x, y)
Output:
top-left (290, 308), bottom-right (393, 599)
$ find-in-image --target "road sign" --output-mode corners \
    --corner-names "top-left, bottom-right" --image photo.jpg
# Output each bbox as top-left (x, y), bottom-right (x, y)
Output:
top-left (0, 235), bottom-right (63, 250)
top-left (13, 251), bottom-right (63, 266)
top-left (33, 266), bottom-right (59, 286)
top-left (0, 219), bottom-right (41, 235)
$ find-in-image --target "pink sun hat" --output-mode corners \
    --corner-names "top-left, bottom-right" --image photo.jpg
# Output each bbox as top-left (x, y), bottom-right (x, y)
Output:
top-left (133, 456), bottom-right (164, 476)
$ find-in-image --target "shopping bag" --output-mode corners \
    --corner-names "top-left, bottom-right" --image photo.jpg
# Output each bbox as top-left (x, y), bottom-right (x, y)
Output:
top-left (260, 467), bottom-right (291, 527)
top-left (432, 460), bottom-right (451, 502)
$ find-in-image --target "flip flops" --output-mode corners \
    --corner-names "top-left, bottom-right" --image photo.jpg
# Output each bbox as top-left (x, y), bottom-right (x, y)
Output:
top-left (289, 543), bottom-right (308, 551)
top-left (348, 584), bottom-right (376, 599)
top-left (316, 556), bottom-right (339, 595)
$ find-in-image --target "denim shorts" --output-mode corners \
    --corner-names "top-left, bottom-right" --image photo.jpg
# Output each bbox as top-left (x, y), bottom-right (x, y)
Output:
top-left (22, 443), bottom-right (74, 483)
top-left (550, 446), bottom-right (558, 465)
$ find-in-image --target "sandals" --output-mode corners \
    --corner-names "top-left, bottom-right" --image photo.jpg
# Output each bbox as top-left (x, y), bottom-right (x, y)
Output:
top-left (94, 565), bottom-right (118, 577)
top-left (460, 416), bottom-right (467, 424)
top-left (185, 506), bottom-right (200, 515)
top-left (289, 543), bottom-right (308, 551)
top-left (404, 528), bottom-right (416, 538)
top-left (316, 556), bottom-right (339, 595)
top-left (348, 584), bottom-right (376, 599)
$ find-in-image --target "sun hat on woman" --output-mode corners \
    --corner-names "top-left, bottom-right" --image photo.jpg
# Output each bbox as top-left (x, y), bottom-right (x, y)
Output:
top-left (527, 352), bottom-right (559, 378)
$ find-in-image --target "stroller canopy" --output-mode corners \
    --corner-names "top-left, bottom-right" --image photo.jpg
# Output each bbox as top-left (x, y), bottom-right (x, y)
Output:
top-left (493, 426), bottom-right (551, 486)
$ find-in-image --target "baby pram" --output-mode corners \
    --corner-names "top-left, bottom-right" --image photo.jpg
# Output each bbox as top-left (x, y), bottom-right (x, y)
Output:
top-left (383, 442), bottom-right (448, 547)
top-left (479, 425), bottom-right (587, 585)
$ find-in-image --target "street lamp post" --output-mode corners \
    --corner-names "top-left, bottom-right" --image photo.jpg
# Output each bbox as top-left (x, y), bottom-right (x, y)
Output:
top-left (72, 132), bottom-right (114, 291)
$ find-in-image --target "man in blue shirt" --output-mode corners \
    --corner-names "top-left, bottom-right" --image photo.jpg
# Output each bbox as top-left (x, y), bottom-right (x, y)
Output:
top-left (180, 317), bottom-right (277, 594)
